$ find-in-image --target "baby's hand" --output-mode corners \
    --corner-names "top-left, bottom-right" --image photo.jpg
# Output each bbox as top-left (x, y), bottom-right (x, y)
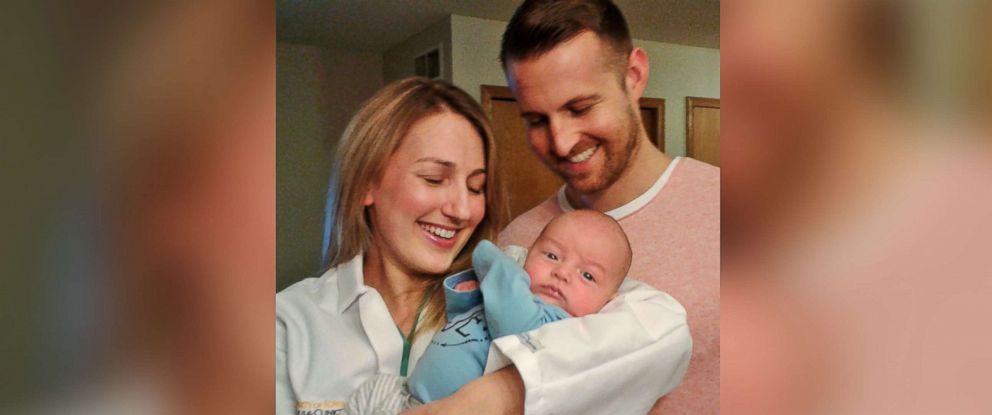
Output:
top-left (472, 240), bottom-right (529, 284)
top-left (453, 280), bottom-right (479, 291)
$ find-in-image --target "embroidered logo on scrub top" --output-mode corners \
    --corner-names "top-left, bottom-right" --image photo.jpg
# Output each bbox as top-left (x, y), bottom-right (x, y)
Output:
top-left (432, 308), bottom-right (491, 347)
top-left (517, 332), bottom-right (544, 352)
top-left (295, 400), bottom-right (344, 415)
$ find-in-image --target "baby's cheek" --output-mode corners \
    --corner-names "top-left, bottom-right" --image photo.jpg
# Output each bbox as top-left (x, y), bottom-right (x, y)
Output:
top-left (523, 259), bottom-right (542, 279)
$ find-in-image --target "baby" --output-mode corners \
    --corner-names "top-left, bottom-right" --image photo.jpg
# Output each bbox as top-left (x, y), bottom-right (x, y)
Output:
top-left (347, 209), bottom-right (631, 414)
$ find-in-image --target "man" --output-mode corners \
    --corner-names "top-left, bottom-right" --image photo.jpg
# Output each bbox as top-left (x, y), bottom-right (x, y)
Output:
top-left (409, 1), bottom-right (717, 414)
top-left (496, 0), bottom-right (719, 414)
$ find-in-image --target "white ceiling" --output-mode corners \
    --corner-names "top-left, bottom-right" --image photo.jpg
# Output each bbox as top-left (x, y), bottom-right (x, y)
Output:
top-left (277, 0), bottom-right (719, 52)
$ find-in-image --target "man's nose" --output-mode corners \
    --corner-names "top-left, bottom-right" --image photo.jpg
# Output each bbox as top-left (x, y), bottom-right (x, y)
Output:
top-left (548, 117), bottom-right (580, 158)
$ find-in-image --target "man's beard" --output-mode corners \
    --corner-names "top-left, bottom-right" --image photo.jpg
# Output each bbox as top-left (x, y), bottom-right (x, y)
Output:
top-left (559, 105), bottom-right (641, 194)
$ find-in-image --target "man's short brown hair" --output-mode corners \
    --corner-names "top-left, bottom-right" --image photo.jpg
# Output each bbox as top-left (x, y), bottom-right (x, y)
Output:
top-left (500, 0), bottom-right (633, 73)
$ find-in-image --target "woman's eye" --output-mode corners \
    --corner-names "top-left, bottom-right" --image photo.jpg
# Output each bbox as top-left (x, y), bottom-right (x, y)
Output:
top-left (524, 116), bottom-right (547, 128)
top-left (545, 252), bottom-right (558, 261)
top-left (581, 271), bottom-right (595, 281)
top-left (423, 177), bottom-right (443, 185)
top-left (468, 186), bottom-right (485, 195)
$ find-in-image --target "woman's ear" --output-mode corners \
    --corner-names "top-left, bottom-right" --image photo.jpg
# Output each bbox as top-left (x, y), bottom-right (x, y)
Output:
top-left (362, 189), bottom-right (374, 206)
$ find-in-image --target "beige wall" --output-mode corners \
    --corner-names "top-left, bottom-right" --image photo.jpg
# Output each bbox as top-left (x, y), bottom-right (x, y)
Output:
top-left (277, 42), bottom-right (383, 290)
top-left (634, 39), bottom-right (720, 156)
top-left (448, 15), bottom-right (720, 157)
top-left (450, 15), bottom-right (507, 101)
top-left (383, 16), bottom-right (453, 84)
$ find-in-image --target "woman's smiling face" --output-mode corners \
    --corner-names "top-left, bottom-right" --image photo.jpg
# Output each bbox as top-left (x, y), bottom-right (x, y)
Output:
top-left (364, 109), bottom-right (488, 275)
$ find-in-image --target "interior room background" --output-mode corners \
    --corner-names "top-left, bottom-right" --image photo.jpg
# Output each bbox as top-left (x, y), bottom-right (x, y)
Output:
top-left (277, 1), bottom-right (720, 290)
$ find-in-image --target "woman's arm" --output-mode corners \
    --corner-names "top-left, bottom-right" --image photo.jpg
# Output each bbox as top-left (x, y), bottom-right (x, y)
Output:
top-left (408, 281), bottom-right (691, 414)
top-left (401, 366), bottom-right (525, 415)
top-left (276, 317), bottom-right (297, 415)
top-left (412, 280), bottom-right (692, 415)
top-left (493, 280), bottom-right (692, 414)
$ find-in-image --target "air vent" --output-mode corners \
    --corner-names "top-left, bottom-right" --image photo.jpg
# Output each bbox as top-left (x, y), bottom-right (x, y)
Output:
top-left (414, 46), bottom-right (442, 79)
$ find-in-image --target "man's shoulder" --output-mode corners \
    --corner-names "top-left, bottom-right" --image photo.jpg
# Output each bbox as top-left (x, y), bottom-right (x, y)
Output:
top-left (498, 195), bottom-right (563, 247)
top-left (674, 157), bottom-right (719, 188)
top-left (653, 157), bottom-right (719, 209)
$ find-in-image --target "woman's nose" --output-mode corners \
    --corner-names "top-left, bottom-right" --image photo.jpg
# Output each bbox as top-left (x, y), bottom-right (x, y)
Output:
top-left (441, 186), bottom-right (471, 222)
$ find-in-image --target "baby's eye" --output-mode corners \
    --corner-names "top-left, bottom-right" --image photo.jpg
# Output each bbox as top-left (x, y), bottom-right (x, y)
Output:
top-left (545, 252), bottom-right (558, 261)
top-left (581, 271), bottom-right (595, 281)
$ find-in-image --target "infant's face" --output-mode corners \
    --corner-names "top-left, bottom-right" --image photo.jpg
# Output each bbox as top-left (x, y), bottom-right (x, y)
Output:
top-left (524, 214), bottom-right (627, 316)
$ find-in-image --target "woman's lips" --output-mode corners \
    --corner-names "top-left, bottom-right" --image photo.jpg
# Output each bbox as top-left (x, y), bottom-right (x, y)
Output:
top-left (419, 222), bottom-right (458, 249)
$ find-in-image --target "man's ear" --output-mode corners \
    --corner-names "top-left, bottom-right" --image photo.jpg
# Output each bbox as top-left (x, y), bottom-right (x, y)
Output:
top-left (624, 48), bottom-right (650, 101)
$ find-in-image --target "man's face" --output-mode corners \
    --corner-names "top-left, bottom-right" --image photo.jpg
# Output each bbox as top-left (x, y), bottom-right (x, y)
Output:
top-left (506, 31), bottom-right (641, 194)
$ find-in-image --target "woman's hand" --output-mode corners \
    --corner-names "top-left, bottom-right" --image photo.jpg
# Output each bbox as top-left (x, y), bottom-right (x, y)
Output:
top-left (401, 366), bottom-right (525, 415)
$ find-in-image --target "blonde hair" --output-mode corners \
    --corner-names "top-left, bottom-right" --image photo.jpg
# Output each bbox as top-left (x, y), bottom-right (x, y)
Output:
top-left (325, 77), bottom-right (508, 336)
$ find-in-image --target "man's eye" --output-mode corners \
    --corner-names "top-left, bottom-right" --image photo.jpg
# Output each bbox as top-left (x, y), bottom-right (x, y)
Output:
top-left (570, 106), bottom-right (591, 115)
top-left (581, 271), bottom-right (595, 281)
top-left (545, 252), bottom-right (558, 261)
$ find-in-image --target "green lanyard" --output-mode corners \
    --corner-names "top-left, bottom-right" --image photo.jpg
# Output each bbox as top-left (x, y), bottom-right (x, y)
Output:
top-left (397, 286), bottom-right (436, 377)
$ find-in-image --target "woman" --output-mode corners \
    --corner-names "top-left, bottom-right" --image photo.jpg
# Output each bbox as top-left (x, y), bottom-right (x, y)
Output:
top-left (276, 77), bottom-right (508, 415)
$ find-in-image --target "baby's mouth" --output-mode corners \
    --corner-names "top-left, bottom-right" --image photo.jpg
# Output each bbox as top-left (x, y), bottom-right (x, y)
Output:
top-left (542, 285), bottom-right (564, 302)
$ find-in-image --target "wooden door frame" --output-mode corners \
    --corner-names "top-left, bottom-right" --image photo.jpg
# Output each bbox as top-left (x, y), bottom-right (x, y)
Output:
top-left (481, 85), bottom-right (515, 116)
top-left (639, 97), bottom-right (665, 151)
top-left (685, 97), bottom-right (720, 159)
top-left (481, 85), bottom-right (666, 150)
